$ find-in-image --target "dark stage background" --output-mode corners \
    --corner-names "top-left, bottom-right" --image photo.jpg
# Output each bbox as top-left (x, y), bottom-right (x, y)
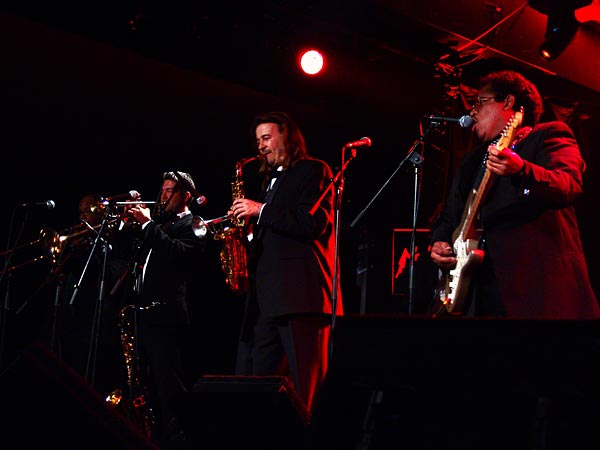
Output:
top-left (1, 1), bottom-right (600, 402)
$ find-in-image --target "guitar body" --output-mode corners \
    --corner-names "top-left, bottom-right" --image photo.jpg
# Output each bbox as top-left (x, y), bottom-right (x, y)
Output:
top-left (440, 239), bottom-right (484, 314)
top-left (435, 109), bottom-right (523, 315)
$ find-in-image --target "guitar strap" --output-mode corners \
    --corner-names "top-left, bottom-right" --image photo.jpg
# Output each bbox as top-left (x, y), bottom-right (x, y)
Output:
top-left (477, 125), bottom-right (533, 249)
top-left (510, 126), bottom-right (533, 151)
top-left (474, 125), bottom-right (533, 189)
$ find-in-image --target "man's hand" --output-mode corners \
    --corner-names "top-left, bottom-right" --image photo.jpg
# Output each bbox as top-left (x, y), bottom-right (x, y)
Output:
top-left (486, 143), bottom-right (525, 176)
top-left (430, 241), bottom-right (457, 269)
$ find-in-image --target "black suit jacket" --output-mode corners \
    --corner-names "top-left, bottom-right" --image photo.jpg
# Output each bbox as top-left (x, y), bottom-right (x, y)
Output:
top-left (250, 157), bottom-right (343, 318)
top-left (431, 121), bottom-right (600, 319)
top-left (133, 213), bottom-right (206, 325)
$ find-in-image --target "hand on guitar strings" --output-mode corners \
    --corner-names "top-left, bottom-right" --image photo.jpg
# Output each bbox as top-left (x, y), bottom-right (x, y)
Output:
top-left (430, 241), bottom-right (457, 269)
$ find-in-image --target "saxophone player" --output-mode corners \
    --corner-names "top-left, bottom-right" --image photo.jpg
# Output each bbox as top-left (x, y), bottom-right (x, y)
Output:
top-left (228, 111), bottom-right (343, 417)
top-left (113, 171), bottom-right (207, 446)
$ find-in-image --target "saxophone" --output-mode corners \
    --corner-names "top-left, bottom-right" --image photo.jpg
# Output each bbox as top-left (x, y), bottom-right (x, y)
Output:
top-left (214, 156), bottom-right (258, 295)
top-left (105, 303), bottom-right (157, 439)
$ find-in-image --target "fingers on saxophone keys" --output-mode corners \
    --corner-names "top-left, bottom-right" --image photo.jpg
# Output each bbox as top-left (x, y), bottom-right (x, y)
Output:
top-left (226, 208), bottom-right (237, 221)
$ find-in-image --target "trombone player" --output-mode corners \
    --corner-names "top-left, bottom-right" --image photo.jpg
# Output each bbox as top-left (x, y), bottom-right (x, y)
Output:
top-left (57, 193), bottom-right (127, 398)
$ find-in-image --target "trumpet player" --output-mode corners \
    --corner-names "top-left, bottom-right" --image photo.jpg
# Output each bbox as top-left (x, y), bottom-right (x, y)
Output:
top-left (228, 111), bottom-right (343, 417)
top-left (112, 171), bottom-right (207, 446)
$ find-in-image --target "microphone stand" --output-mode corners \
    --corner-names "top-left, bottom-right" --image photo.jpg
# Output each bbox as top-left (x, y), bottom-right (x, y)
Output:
top-left (0, 271), bottom-right (12, 371)
top-left (310, 146), bottom-right (357, 358)
top-left (67, 207), bottom-right (113, 388)
top-left (350, 121), bottom-right (439, 315)
top-left (1, 207), bottom-right (32, 370)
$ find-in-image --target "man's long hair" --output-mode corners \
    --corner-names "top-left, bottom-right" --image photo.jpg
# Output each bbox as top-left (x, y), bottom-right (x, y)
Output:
top-left (253, 111), bottom-right (308, 178)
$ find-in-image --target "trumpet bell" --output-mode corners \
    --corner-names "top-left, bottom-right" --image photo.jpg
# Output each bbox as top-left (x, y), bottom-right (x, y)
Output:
top-left (192, 216), bottom-right (208, 238)
top-left (192, 215), bottom-right (231, 238)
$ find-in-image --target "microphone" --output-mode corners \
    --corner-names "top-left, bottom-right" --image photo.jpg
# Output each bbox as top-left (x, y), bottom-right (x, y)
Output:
top-left (344, 137), bottom-right (372, 149)
top-left (171, 171), bottom-right (207, 207)
top-left (425, 115), bottom-right (474, 128)
top-left (195, 195), bottom-right (207, 206)
top-left (104, 190), bottom-right (141, 202)
top-left (20, 200), bottom-right (56, 209)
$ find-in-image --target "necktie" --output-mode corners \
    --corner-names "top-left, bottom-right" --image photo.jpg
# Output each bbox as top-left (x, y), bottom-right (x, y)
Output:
top-left (270, 167), bottom-right (282, 179)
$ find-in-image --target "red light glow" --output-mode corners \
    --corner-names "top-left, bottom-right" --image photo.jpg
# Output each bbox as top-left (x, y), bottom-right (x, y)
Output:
top-left (299, 50), bottom-right (324, 75)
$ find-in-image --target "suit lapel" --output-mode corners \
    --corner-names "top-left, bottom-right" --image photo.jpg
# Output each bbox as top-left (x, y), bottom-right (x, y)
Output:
top-left (264, 170), bottom-right (286, 203)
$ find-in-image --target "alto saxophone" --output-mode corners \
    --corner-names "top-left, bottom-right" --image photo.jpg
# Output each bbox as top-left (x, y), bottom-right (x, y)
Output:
top-left (214, 156), bottom-right (258, 295)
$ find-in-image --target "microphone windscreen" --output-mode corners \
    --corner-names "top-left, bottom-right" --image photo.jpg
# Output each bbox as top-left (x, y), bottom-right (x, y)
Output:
top-left (459, 115), bottom-right (474, 128)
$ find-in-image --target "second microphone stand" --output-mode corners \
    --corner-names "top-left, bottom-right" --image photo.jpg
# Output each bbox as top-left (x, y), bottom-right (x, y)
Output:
top-left (350, 121), bottom-right (439, 315)
top-left (310, 145), bottom-right (357, 357)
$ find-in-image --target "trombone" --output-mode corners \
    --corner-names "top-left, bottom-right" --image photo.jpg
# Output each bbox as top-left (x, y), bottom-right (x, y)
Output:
top-left (0, 228), bottom-right (61, 273)
top-left (0, 197), bottom-right (160, 272)
top-left (0, 228), bottom-right (57, 259)
top-left (0, 219), bottom-right (121, 271)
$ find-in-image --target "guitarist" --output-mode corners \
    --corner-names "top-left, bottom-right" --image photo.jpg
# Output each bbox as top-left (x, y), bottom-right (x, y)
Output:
top-left (430, 70), bottom-right (600, 319)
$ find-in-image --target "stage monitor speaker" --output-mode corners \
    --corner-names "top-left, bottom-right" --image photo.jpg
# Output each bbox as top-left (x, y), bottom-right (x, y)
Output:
top-left (177, 375), bottom-right (308, 450)
top-left (306, 315), bottom-right (600, 450)
top-left (0, 340), bottom-right (157, 449)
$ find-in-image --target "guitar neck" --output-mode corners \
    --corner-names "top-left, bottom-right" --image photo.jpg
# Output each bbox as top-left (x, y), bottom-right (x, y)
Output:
top-left (453, 169), bottom-right (494, 243)
top-left (451, 108), bottom-right (524, 244)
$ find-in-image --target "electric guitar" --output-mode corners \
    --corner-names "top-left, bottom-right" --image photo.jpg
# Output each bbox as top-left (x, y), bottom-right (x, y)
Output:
top-left (438, 108), bottom-right (523, 314)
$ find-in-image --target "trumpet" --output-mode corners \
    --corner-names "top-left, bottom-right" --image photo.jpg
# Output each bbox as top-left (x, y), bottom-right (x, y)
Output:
top-left (111, 201), bottom-right (160, 207)
top-left (108, 200), bottom-right (165, 228)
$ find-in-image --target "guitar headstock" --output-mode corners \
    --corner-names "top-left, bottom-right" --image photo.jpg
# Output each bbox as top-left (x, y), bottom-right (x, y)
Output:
top-left (496, 106), bottom-right (524, 151)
